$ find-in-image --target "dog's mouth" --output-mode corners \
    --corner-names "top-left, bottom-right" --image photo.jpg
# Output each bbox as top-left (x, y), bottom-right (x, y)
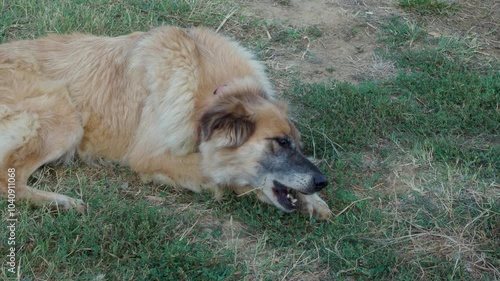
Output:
top-left (272, 180), bottom-right (298, 211)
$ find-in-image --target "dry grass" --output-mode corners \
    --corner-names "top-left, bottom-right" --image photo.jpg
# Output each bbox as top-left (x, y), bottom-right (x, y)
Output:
top-left (380, 148), bottom-right (500, 279)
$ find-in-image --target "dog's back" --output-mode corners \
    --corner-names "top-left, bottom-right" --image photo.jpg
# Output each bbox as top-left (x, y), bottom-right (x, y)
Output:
top-left (0, 27), bottom-right (273, 160)
top-left (0, 32), bottom-right (151, 162)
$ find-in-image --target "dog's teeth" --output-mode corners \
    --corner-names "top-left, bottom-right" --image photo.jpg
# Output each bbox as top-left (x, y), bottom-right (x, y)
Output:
top-left (286, 194), bottom-right (291, 199)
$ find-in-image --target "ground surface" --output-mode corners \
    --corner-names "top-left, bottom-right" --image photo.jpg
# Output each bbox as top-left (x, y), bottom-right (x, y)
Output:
top-left (0, 0), bottom-right (499, 280)
top-left (239, 0), bottom-right (498, 85)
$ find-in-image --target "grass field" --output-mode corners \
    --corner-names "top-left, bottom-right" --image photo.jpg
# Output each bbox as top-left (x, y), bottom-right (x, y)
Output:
top-left (1, 0), bottom-right (499, 280)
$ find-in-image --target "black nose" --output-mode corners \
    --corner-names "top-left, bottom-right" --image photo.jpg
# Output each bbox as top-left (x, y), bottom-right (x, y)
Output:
top-left (313, 174), bottom-right (328, 191)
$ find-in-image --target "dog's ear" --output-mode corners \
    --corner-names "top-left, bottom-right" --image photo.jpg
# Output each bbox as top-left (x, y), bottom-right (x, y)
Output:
top-left (200, 100), bottom-right (255, 148)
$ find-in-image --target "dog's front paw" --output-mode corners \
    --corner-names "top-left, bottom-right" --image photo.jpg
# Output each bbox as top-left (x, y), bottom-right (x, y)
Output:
top-left (296, 193), bottom-right (331, 221)
top-left (53, 196), bottom-right (87, 214)
top-left (70, 198), bottom-right (88, 214)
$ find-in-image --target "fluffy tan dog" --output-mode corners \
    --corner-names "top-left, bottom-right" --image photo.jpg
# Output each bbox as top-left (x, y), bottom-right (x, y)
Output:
top-left (0, 26), bottom-right (331, 219)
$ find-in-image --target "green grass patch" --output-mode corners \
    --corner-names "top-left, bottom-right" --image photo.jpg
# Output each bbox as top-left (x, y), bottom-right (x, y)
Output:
top-left (268, 24), bottom-right (323, 44)
top-left (398, 0), bottom-right (459, 15)
top-left (377, 16), bottom-right (426, 47)
top-left (0, 0), bottom-right (238, 41)
top-left (290, 17), bottom-right (499, 179)
top-left (1, 169), bottom-right (242, 280)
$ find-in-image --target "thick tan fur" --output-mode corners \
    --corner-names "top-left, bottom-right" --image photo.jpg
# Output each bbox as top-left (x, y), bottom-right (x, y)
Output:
top-left (0, 26), bottom-right (330, 219)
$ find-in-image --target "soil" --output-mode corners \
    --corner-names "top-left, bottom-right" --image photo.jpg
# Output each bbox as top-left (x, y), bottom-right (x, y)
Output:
top-left (237, 0), bottom-right (499, 86)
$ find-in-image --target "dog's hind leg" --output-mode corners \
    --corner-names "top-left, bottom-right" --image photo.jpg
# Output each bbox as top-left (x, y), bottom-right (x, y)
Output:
top-left (0, 90), bottom-right (86, 213)
top-left (0, 106), bottom-right (38, 162)
top-left (1, 145), bottom-right (86, 213)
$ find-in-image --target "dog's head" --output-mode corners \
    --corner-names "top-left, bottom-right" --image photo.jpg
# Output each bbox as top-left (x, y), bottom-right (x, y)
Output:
top-left (199, 78), bottom-right (328, 212)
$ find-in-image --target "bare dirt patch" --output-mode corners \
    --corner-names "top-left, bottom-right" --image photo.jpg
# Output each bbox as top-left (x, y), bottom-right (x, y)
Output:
top-left (238, 0), bottom-right (400, 84)
top-left (238, 0), bottom-right (498, 86)
top-left (409, 0), bottom-right (499, 59)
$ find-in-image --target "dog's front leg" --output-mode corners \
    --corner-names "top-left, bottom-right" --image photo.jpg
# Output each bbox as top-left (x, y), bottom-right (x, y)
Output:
top-left (296, 193), bottom-right (331, 221)
top-left (129, 152), bottom-right (223, 199)
top-left (233, 186), bottom-right (331, 221)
